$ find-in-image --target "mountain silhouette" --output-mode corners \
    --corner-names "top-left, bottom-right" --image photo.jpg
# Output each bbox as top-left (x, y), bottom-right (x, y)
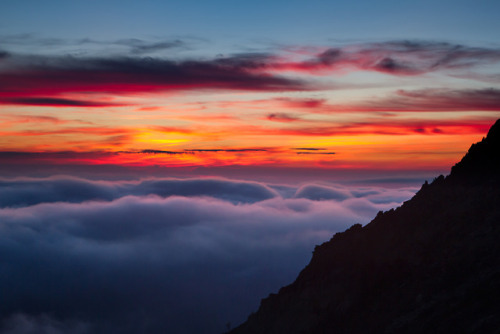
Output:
top-left (230, 119), bottom-right (500, 334)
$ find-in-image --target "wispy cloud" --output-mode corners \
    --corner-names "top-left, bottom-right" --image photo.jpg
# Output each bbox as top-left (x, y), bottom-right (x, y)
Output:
top-left (266, 113), bottom-right (302, 122)
top-left (292, 148), bottom-right (327, 151)
top-left (296, 151), bottom-right (336, 155)
top-left (113, 38), bottom-right (186, 54)
top-left (384, 88), bottom-right (500, 111)
top-left (0, 126), bottom-right (133, 137)
top-left (262, 88), bottom-right (500, 113)
top-left (0, 34), bottom-right (190, 55)
top-left (0, 50), bottom-right (10, 58)
top-left (272, 118), bottom-right (494, 137)
top-left (0, 114), bottom-right (69, 125)
top-left (280, 41), bottom-right (500, 75)
top-left (1, 97), bottom-right (124, 107)
top-left (185, 148), bottom-right (268, 153)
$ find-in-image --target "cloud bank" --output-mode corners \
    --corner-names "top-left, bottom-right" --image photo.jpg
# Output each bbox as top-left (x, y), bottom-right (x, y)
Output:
top-left (0, 53), bottom-right (307, 107)
top-left (1, 40), bottom-right (500, 107)
top-left (0, 176), bottom-right (416, 334)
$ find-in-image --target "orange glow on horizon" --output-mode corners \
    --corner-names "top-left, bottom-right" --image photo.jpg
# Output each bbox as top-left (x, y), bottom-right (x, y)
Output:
top-left (1, 47), bottom-right (499, 174)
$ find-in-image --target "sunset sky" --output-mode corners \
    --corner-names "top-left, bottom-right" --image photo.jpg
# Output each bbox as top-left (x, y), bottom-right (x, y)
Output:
top-left (1, 1), bottom-right (500, 333)
top-left (1, 0), bottom-right (499, 181)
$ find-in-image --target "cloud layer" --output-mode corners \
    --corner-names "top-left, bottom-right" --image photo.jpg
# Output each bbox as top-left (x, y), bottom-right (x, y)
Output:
top-left (2, 40), bottom-right (500, 107)
top-left (0, 176), bottom-right (416, 334)
top-left (0, 53), bottom-right (307, 107)
top-left (283, 41), bottom-right (500, 75)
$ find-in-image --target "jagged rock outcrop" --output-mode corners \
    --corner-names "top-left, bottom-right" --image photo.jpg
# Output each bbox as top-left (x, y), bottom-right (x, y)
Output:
top-left (230, 119), bottom-right (500, 334)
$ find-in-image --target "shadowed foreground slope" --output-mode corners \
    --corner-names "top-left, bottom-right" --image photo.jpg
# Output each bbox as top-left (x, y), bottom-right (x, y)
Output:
top-left (230, 119), bottom-right (500, 334)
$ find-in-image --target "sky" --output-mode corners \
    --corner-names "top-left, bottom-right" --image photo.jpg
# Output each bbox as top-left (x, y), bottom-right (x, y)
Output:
top-left (1, 1), bottom-right (500, 333)
top-left (0, 0), bottom-right (499, 180)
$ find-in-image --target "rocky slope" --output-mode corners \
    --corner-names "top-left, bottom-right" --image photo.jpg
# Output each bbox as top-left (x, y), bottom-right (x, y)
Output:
top-left (230, 119), bottom-right (500, 334)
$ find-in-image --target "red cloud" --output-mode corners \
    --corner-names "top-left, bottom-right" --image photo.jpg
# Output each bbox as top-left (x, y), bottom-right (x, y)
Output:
top-left (0, 53), bottom-right (309, 107)
top-left (268, 118), bottom-right (495, 137)
top-left (1, 97), bottom-right (124, 107)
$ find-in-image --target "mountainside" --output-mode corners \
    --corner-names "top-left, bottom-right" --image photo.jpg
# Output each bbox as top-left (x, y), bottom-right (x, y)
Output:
top-left (230, 119), bottom-right (500, 334)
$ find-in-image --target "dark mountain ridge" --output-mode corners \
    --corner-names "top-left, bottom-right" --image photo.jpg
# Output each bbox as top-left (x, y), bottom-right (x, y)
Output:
top-left (230, 119), bottom-right (500, 334)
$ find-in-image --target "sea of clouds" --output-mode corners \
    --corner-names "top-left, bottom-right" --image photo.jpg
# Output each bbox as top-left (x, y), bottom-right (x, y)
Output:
top-left (0, 176), bottom-right (417, 334)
